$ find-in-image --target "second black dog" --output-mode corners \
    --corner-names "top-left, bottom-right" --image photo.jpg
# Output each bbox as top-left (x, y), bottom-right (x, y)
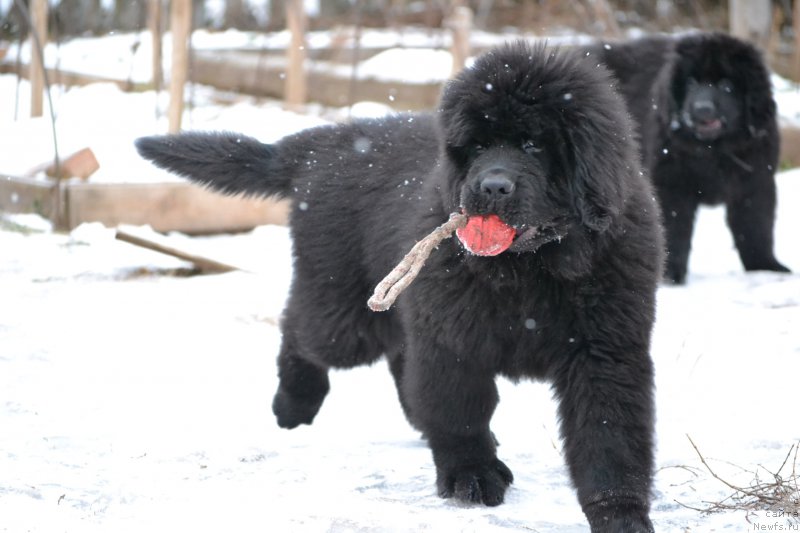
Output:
top-left (587, 32), bottom-right (790, 283)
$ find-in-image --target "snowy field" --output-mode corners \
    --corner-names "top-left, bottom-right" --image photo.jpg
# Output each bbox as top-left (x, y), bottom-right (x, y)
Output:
top-left (2, 30), bottom-right (800, 532)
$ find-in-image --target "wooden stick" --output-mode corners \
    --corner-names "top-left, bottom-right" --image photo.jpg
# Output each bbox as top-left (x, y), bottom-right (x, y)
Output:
top-left (368, 212), bottom-right (467, 312)
top-left (115, 229), bottom-right (244, 274)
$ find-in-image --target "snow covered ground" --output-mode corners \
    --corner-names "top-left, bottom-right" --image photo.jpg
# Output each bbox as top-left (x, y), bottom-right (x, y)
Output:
top-left (1, 171), bottom-right (799, 532)
top-left (1, 30), bottom-right (800, 532)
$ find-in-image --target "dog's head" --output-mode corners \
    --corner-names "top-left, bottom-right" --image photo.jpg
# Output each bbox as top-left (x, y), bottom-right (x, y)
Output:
top-left (436, 42), bottom-right (639, 256)
top-left (669, 32), bottom-right (775, 141)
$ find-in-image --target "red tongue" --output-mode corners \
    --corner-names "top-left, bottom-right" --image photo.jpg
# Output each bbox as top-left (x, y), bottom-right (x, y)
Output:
top-left (455, 214), bottom-right (516, 256)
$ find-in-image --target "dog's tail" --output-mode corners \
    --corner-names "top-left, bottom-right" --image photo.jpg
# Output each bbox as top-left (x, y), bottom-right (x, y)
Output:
top-left (135, 132), bottom-right (290, 199)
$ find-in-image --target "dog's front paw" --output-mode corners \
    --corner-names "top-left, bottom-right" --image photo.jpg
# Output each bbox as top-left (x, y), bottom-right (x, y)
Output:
top-left (587, 515), bottom-right (654, 533)
top-left (436, 457), bottom-right (514, 506)
top-left (584, 494), bottom-right (653, 533)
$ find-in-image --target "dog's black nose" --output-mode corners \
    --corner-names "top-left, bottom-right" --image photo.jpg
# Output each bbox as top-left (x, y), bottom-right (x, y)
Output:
top-left (480, 174), bottom-right (515, 197)
top-left (691, 99), bottom-right (716, 121)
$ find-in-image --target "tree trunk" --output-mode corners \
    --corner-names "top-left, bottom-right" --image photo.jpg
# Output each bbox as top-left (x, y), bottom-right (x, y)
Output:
top-left (267, 0), bottom-right (286, 31)
top-left (223, 0), bottom-right (256, 30)
top-left (319, 0), bottom-right (352, 19)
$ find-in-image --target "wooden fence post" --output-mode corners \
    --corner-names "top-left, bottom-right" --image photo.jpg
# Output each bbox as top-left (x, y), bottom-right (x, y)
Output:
top-left (29, 0), bottom-right (47, 118)
top-left (285, 0), bottom-right (307, 111)
top-left (729, 0), bottom-right (772, 50)
top-left (168, 0), bottom-right (191, 133)
top-left (148, 0), bottom-right (163, 93)
top-left (448, 4), bottom-right (472, 76)
top-left (793, 0), bottom-right (800, 81)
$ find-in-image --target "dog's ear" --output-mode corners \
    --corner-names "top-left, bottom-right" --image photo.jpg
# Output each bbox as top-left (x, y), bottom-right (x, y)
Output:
top-left (565, 116), bottom-right (633, 233)
top-left (737, 49), bottom-right (776, 137)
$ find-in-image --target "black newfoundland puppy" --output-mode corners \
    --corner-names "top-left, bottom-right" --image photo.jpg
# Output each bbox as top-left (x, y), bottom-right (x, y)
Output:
top-left (137, 42), bottom-right (663, 532)
top-left (586, 32), bottom-right (789, 283)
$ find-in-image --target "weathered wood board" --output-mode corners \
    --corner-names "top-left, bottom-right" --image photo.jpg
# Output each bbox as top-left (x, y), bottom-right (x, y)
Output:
top-left (0, 175), bottom-right (59, 219)
top-left (189, 50), bottom-right (444, 110)
top-left (0, 176), bottom-right (289, 233)
top-left (1, 52), bottom-right (444, 111)
top-left (64, 181), bottom-right (289, 233)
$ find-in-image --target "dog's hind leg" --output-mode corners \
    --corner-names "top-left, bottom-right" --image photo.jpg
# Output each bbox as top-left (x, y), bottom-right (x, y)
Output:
top-left (272, 327), bottom-right (330, 429)
top-left (386, 350), bottom-right (423, 431)
top-left (272, 292), bottom-right (393, 429)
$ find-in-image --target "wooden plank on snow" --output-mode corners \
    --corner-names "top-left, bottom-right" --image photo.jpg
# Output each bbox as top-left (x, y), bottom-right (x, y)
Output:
top-left (63, 181), bottom-right (289, 233)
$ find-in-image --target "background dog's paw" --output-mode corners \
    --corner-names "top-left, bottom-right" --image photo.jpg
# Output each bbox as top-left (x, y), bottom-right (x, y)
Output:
top-left (663, 263), bottom-right (687, 285)
top-left (743, 258), bottom-right (791, 273)
top-left (271, 387), bottom-right (324, 429)
top-left (436, 458), bottom-right (513, 507)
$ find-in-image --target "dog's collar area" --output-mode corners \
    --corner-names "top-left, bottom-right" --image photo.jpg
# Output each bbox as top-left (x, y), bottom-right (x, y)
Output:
top-left (507, 222), bottom-right (569, 253)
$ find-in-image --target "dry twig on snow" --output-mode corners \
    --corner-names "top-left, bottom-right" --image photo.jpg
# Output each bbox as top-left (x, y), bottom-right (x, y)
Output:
top-left (677, 435), bottom-right (800, 523)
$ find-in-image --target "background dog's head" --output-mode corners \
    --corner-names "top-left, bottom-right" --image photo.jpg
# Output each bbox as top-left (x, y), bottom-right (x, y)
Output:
top-left (670, 32), bottom-right (775, 141)
top-left (436, 42), bottom-right (640, 253)
top-left (677, 76), bottom-right (742, 141)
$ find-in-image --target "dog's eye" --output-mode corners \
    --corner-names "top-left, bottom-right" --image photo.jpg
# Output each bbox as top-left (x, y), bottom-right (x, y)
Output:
top-left (474, 144), bottom-right (486, 155)
top-left (522, 140), bottom-right (543, 154)
top-left (717, 79), bottom-right (734, 93)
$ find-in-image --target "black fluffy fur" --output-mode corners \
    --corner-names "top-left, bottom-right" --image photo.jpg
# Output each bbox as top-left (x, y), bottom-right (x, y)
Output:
top-left (136, 42), bottom-right (663, 533)
top-left (585, 32), bottom-right (790, 284)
